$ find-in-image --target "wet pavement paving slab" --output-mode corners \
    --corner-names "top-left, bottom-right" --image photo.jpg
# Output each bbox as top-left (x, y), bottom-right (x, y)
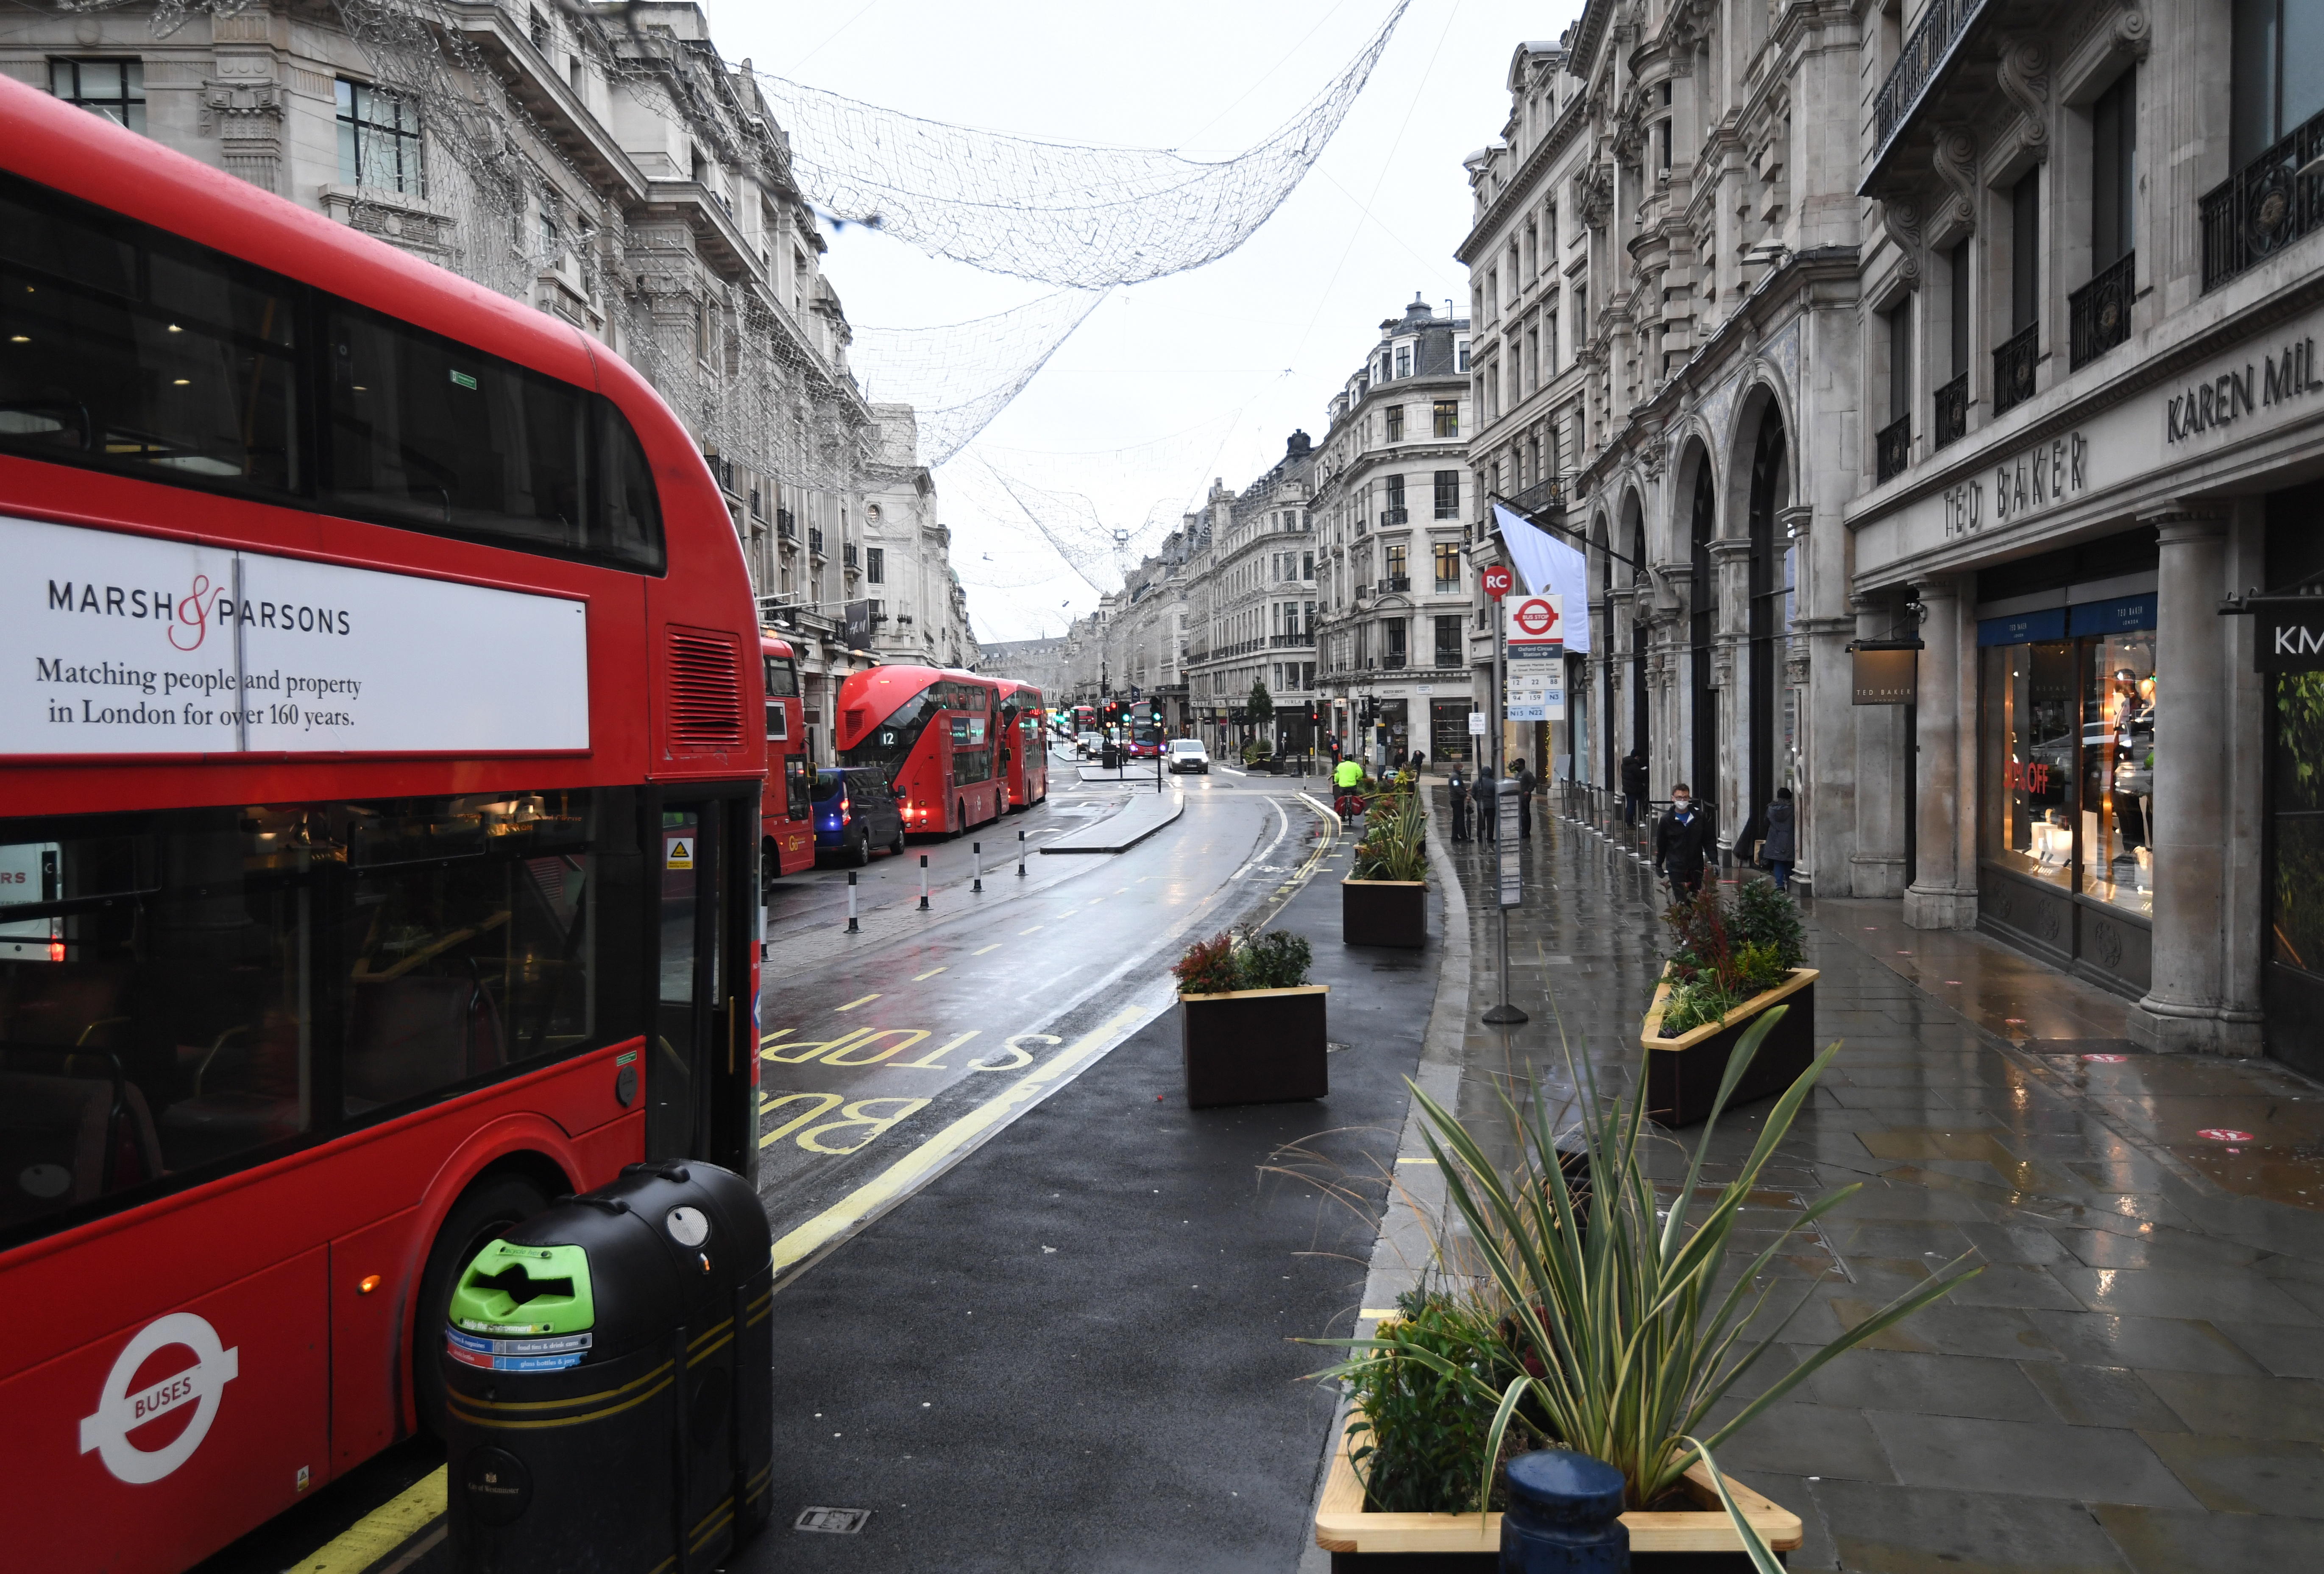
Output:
top-left (1433, 795), bottom-right (2324, 1572)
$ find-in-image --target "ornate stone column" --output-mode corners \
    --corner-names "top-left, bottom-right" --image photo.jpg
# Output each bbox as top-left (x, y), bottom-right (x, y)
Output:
top-left (1906, 577), bottom-right (1978, 928)
top-left (2133, 509), bottom-right (2262, 1052)
top-left (1850, 591), bottom-right (1908, 897)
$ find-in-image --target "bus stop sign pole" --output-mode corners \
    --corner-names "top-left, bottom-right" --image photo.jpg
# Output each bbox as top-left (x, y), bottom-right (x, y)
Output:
top-left (1480, 564), bottom-right (1528, 1027)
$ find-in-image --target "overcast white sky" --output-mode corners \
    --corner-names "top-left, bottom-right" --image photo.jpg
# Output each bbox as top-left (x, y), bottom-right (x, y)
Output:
top-left (700, 0), bottom-right (1583, 644)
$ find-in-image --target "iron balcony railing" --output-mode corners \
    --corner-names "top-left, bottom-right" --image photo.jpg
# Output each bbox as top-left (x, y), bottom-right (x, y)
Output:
top-left (2069, 251), bottom-right (2135, 369)
top-left (776, 508), bottom-right (798, 541)
top-left (808, 527), bottom-right (825, 556)
top-left (1933, 372), bottom-right (1969, 449)
top-left (1379, 508), bottom-right (1409, 527)
top-left (1381, 652), bottom-right (1407, 669)
top-left (1875, 413), bottom-right (1912, 483)
top-left (1379, 575), bottom-right (1411, 594)
top-left (842, 541), bottom-right (860, 569)
top-left (1269, 632), bottom-right (1316, 647)
top-left (1992, 324), bottom-right (2038, 418)
top-left (1433, 650), bottom-right (1463, 667)
top-left (1871, 0), bottom-right (1986, 162)
top-left (2201, 108), bottom-right (2324, 291)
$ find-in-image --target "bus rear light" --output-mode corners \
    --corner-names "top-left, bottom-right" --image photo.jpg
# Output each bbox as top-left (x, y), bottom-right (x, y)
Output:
top-left (48, 939), bottom-right (64, 962)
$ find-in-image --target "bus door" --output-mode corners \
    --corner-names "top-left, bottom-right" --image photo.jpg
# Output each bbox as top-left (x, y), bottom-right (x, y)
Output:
top-left (650, 794), bottom-right (757, 1178)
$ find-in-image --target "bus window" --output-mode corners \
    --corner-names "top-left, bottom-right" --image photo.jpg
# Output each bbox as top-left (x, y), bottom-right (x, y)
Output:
top-left (0, 789), bottom-right (626, 1249)
top-left (764, 655), bottom-right (800, 698)
top-left (0, 179), bottom-right (299, 491)
top-left (785, 757), bottom-right (814, 820)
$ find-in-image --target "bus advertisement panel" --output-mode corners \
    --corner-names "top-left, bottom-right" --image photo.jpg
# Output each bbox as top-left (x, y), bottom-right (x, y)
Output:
top-left (0, 78), bottom-right (765, 1574)
top-left (996, 681), bottom-right (1049, 810)
top-left (761, 634), bottom-right (815, 877)
top-left (834, 666), bottom-right (1006, 837)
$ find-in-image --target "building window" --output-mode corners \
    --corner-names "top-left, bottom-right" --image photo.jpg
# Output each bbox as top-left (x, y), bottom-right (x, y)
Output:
top-left (1435, 614), bottom-right (1463, 664)
top-left (1456, 339), bottom-right (1471, 373)
top-left (1395, 344), bottom-right (1412, 378)
top-left (866, 546), bottom-right (884, 583)
top-left (1385, 543), bottom-right (1408, 585)
top-left (529, 6), bottom-right (552, 49)
top-left (2231, 0), bottom-right (2324, 169)
top-left (1385, 474), bottom-right (1406, 522)
top-left (1433, 400), bottom-right (1459, 439)
top-left (1385, 404), bottom-right (1404, 442)
top-left (1302, 550), bottom-right (1315, 579)
top-left (50, 59), bottom-right (145, 134)
top-left (1434, 469), bottom-right (1461, 518)
top-left (2090, 69), bottom-right (2137, 271)
top-left (1433, 541), bottom-right (1460, 589)
top-left (538, 201), bottom-right (560, 264)
top-left (337, 79), bottom-right (424, 194)
top-left (2010, 170), bottom-right (2040, 335)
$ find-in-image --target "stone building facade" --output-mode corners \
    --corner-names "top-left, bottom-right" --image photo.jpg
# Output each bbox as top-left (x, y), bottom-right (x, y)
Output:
top-left (1313, 298), bottom-right (1477, 767)
top-left (1465, 0), bottom-right (2324, 1072)
top-left (9, 0), bottom-right (980, 762)
top-left (1185, 438), bottom-right (1320, 756)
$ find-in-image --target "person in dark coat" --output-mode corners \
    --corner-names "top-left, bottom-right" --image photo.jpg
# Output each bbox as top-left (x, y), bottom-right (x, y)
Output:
top-left (1761, 787), bottom-right (1796, 891)
top-left (1474, 767), bottom-right (1496, 843)
top-left (1655, 782), bottom-right (1712, 898)
top-left (1620, 749), bottom-right (1647, 825)
top-left (1446, 767), bottom-right (1471, 842)
top-left (1510, 757), bottom-right (1535, 838)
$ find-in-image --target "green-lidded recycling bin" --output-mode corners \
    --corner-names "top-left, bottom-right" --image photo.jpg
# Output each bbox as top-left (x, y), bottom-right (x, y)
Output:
top-left (442, 1161), bottom-right (775, 1574)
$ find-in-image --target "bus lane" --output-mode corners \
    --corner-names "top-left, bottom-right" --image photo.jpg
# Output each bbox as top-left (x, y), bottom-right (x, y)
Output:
top-left (750, 784), bottom-right (1337, 1279)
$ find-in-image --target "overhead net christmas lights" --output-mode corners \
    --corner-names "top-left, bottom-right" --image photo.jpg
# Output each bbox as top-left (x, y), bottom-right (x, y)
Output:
top-left (751, 0), bottom-right (1411, 288)
top-left (850, 290), bottom-right (1109, 467)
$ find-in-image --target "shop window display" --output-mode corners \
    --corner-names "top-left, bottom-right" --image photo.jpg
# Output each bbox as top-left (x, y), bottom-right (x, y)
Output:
top-left (2271, 673), bottom-right (2324, 978)
top-left (1982, 641), bottom-right (2078, 891)
top-left (2083, 636), bottom-right (2155, 915)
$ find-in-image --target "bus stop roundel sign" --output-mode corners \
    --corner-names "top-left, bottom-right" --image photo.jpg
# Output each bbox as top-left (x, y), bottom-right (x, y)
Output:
top-left (79, 1312), bottom-right (241, 1484)
top-left (1481, 564), bottom-right (1513, 600)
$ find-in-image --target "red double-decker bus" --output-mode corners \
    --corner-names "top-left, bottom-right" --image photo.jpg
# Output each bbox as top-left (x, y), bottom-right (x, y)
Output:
top-left (761, 634), bottom-right (816, 879)
top-left (834, 666), bottom-right (1006, 836)
top-left (0, 79), bottom-right (765, 1574)
top-left (995, 681), bottom-right (1051, 811)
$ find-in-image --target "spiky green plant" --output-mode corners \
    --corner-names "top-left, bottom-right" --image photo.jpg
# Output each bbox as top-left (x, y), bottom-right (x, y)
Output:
top-left (1315, 1010), bottom-right (1978, 1564)
top-left (1353, 788), bottom-right (1429, 882)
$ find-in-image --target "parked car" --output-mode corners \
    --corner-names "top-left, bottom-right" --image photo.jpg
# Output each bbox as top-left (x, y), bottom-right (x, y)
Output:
top-left (1166, 738), bottom-right (1211, 775)
top-left (812, 767), bottom-right (906, 865)
top-left (1076, 731), bottom-right (1101, 757)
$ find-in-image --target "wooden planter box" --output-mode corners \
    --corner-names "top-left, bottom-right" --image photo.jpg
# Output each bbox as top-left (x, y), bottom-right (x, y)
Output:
top-left (1180, 985), bottom-right (1327, 1108)
top-left (1639, 968), bottom-right (1818, 1128)
top-left (1315, 1407), bottom-right (1801, 1569)
top-left (1343, 879), bottom-right (1426, 949)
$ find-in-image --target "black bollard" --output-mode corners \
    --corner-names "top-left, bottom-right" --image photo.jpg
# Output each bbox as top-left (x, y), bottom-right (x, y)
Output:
top-left (1500, 1449), bottom-right (1628, 1573)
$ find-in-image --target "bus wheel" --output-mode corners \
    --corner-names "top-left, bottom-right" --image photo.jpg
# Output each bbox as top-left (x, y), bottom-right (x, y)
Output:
top-left (414, 1170), bottom-right (554, 1440)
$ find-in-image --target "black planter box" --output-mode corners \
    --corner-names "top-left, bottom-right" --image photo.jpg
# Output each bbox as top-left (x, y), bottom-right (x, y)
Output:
top-left (1342, 879), bottom-right (1427, 948)
top-left (1180, 985), bottom-right (1328, 1107)
top-left (1639, 970), bottom-right (1819, 1127)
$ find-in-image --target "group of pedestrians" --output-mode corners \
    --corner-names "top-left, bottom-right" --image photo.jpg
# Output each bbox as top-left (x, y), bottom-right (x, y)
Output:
top-left (1650, 778), bottom-right (1796, 899)
top-left (1444, 757), bottom-right (1534, 843)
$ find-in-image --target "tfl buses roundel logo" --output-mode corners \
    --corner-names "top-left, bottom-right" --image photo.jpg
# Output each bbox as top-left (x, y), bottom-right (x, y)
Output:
top-left (79, 1313), bottom-right (241, 1484)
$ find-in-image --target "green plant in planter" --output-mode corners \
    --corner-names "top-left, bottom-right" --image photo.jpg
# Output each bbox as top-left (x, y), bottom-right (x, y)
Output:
top-left (1732, 878), bottom-right (1807, 970)
top-left (1353, 790), bottom-right (1429, 881)
top-left (1315, 1011), bottom-right (1979, 1563)
top-left (1170, 925), bottom-right (1311, 994)
top-left (1656, 975), bottom-right (1736, 1036)
top-left (1343, 1288), bottom-right (1533, 1513)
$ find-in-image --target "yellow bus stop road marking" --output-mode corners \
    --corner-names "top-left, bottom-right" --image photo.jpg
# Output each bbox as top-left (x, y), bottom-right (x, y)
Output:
top-left (834, 993), bottom-right (881, 1012)
top-left (973, 943), bottom-right (1002, 955)
top-left (912, 967), bottom-right (947, 981)
top-left (1018, 925), bottom-right (1043, 935)
top-left (281, 1465), bottom-right (445, 1574)
top-left (771, 1005), bottom-right (1147, 1276)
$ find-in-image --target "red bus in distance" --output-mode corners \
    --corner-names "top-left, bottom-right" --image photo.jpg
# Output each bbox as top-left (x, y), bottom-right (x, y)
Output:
top-left (996, 681), bottom-right (1051, 811)
top-left (0, 78), bottom-right (765, 1574)
top-left (834, 666), bottom-right (1007, 837)
top-left (761, 634), bottom-right (816, 879)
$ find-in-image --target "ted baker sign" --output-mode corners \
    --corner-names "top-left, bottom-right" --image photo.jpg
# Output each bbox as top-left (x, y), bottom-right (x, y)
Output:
top-left (4, 514), bottom-right (589, 755)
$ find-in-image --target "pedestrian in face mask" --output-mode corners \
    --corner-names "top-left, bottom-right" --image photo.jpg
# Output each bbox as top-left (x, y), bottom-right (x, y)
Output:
top-left (1446, 766), bottom-right (1471, 842)
top-left (1655, 783), bottom-right (1711, 898)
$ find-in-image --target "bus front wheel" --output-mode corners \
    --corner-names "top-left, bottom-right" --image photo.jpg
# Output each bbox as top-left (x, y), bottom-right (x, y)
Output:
top-left (414, 1169), bottom-right (554, 1440)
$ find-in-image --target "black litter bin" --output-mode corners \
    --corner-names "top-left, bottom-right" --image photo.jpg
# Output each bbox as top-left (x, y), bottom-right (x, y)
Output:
top-left (441, 1161), bottom-right (773, 1574)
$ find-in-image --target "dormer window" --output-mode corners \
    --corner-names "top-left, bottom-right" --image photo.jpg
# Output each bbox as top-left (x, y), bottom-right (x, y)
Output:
top-left (1394, 344), bottom-right (1412, 378)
